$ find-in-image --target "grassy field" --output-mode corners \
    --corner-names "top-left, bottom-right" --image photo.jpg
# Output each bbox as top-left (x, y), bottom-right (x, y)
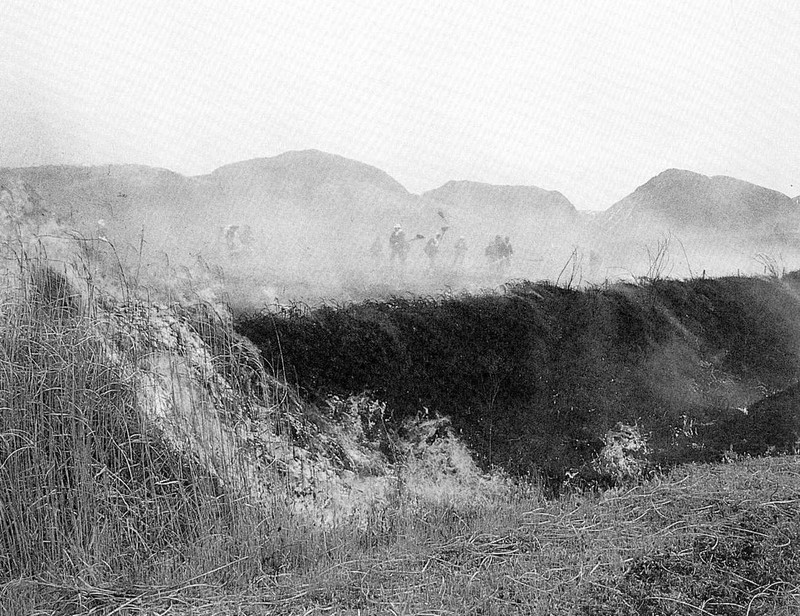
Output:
top-left (262, 455), bottom-right (800, 616)
top-left (2, 259), bottom-right (800, 615)
top-left (4, 455), bottom-right (799, 614)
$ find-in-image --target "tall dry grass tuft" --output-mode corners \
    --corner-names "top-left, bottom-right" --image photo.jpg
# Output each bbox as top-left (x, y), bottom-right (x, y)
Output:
top-left (0, 262), bottom-right (231, 581)
top-left (0, 255), bottom-right (312, 616)
top-left (0, 253), bottom-right (520, 614)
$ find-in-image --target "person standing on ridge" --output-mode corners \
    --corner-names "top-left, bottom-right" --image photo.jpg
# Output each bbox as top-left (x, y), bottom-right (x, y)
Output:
top-left (424, 231), bottom-right (442, 270)
top-left (389, 224), bottom-right (409, 265)
top-left (224, 225), bottom-right (240, 256)
top-left (486, 235), bottom-right (504, 272)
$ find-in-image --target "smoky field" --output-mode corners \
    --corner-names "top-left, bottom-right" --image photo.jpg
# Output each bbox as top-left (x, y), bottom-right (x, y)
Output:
top-left (3, 248), bottom-right (800, 615)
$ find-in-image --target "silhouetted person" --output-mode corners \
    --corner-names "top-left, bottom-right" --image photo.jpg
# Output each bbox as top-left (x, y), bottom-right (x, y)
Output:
top-left (225, 225), bottom-right (239, 254)
top-left (502, 236), bottom-right (514, 270)
top-left (485, 235), bottom-right (504, 271)
top-left (389, 224), bottom-right (409, 265)
top-left (424, 232), bottom-right (442, 270)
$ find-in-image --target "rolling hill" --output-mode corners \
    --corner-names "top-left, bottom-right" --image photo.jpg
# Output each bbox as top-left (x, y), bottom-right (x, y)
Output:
top-left (601, 169), bottom-right (799, 235)
top-left (0, 152), bottom-right (590, 301)
top-left (205, 149), bottom-right (409, 199)
top-left (422, 180), bottom-right (579, 227)
top-left (0, 152), bottom-right (427, 299)
top-left (3, 155), bottom-right (800, 298)
top-left (594, 169), bottom-right (800, 279)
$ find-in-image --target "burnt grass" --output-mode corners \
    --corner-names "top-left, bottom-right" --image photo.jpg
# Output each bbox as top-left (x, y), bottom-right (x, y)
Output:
top-left (235, 275), bottom-right (800, 486)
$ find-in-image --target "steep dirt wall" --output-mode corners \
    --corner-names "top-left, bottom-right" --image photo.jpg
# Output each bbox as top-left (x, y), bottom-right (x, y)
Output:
top-left (237, 276), bottom-right (800, 482)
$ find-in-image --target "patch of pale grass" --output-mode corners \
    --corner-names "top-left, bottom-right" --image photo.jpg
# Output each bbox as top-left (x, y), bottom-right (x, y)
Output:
top-left (96, 455), bottom-right (797, 616)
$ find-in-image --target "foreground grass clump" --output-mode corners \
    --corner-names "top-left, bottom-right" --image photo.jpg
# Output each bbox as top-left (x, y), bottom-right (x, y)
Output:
top-left (0, 261), bottom-right (509, 614)
top-left (0, 265), bottom-right (282, 612)
top-left (0, 272), bottom-right (218, 550)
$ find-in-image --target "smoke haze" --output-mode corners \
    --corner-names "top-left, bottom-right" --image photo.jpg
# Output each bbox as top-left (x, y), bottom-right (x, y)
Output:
top-left (2, 152), bottom-right (799, 311)
top-left (1, 1), bottom-right (799, 210)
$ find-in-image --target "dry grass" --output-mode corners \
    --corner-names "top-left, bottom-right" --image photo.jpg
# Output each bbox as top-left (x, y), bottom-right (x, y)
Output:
top-left (2, 255), bottom-right (800, 615)
top-left (0, 257), bottom-right (279, 612)
top-left (266, 456), bottom-right (799, 616)
top-left (6, 455), bottom-right (798, 615)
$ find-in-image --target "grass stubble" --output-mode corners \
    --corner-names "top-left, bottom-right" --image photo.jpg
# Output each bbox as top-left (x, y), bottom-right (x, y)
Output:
top-left (0, 257), bottom-right (799, 615)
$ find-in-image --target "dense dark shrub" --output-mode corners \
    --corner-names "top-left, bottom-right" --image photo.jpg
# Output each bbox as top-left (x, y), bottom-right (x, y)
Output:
top-left (237, 277), bottom-right (800, 482)
top-left (653, 277), bottom-right (800, 387)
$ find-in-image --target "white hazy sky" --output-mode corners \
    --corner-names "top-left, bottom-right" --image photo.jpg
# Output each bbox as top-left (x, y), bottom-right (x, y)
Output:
top-left (1, 0), bottom-right (799, 209)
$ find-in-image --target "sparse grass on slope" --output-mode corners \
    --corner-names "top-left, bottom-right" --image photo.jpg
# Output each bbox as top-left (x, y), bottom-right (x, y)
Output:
top-left (0, 260), bottom-right (512, 615)
top-left (277, 456), bottom-right (800, 616)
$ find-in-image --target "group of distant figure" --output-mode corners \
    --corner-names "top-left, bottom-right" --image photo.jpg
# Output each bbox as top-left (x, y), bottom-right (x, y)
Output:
top-left (213, 219), bottom-right (515, 276)
top-left (484, 235), bottom-right (514, 272)
top-left (378, 223), bottom-right (513, 274)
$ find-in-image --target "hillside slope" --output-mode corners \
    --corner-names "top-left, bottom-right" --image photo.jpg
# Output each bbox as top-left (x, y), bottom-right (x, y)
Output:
top-left (594, 170), bottom-right (800, 279)
top-left (5, 243), bottom-right (800, 613)
top-left (602, 169), bottom-right (798, 234)
top-left (424, 180), bottom-right (578, 222)
top-left (1, 153), bottom-right (596, 303)
top-left (0, 153), bottom-right (451, 301)
top-left (205, 149), bottom-right (409, 197)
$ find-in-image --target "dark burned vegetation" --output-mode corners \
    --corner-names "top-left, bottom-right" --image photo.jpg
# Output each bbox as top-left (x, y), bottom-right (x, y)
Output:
top-left (237, 275), bottom-right (800, 485)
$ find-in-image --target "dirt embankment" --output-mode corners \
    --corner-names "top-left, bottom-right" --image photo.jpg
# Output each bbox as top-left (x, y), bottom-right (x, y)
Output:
top-left (237, 275), bottom-right (800, 484)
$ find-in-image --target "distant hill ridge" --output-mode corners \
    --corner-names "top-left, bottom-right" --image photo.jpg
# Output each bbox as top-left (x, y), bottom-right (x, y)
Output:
top-left (423, 179), bottom-right (578, 219)
top-left (4, 163), bottom-right (185, 186)
top-left (3, 155), bottom-right (792, 217)
top-left (602, 168), bottom-right (799, 234)
top-left (204, 150), bottom-right (410, 197)
top-left (2, 152), bottom-right (798, 285)
top-left (0, 149), bottom-right (585, 258)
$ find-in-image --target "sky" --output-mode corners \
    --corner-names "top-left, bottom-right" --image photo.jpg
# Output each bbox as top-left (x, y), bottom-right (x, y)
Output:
top-left (1, 0), bottom-right (799, 210)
